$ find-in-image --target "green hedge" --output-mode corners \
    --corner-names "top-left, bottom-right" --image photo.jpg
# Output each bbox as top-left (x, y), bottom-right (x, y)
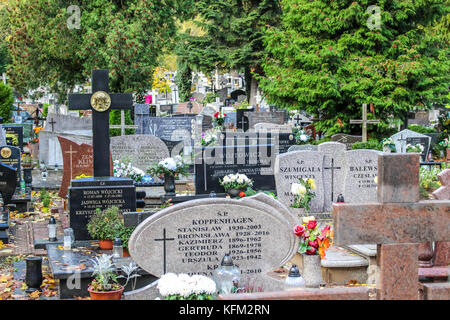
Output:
top-left (408, 124), bottom-right (437, 134)
top-left (352, 140), bottom-right (382, 151)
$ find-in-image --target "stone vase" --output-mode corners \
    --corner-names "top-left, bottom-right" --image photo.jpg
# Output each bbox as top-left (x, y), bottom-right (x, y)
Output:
top-left (302, 253), bottom-right (323, 288)
top-left (164, 173), bottom-right (176, 196)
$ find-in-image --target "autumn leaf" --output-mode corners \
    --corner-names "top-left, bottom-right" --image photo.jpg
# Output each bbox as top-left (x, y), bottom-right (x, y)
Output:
top-left (28, 290), bottom-right (41, 299)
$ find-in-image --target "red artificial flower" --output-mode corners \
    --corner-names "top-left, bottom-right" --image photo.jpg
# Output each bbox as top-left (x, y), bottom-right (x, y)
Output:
top-left (293, 225), bottom-right (306, 237)
top-left (306, 220), bottom-right (317, 230)
top-left (239, 191), bottom-right (246, 198)
top-left (214, 112), bottom-right (219, 118)
top-left (321, 225), bottom-right (331, 236)
top-left (306, 247), bottom-right (317, 255)
top-left (308, 240), bottom-right (319, 248)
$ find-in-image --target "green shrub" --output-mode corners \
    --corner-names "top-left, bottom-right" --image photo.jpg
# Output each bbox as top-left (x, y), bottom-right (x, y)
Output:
top-left (87, 207), bottom-right (123, 240)
top-left (352, 140), bottom-right (382, 151)
top-left (408, 124), bottom-right (437, 134)
top-left (309, 136), bottom-right (331, 145)
top-left (119, 226), bottom-right (136, 250)
top-left (0, 82), bottom-right (13, 122)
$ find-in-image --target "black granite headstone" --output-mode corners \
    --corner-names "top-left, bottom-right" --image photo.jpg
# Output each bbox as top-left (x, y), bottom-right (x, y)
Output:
top-left (406, 137), bottom-right (430, 162)
top-left (69, 177), bottom-right (137, 240)
top-left (0, 145), bottom-right (21, 181)
top-left (0, 162), bottom-right (18, 205)
top-left (3, 125), bottom-right (23, 151)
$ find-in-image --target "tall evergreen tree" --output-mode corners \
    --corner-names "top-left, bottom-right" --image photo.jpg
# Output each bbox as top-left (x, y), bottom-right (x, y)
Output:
top-left (0, 82), bottom-right (13, 122)
top-left (259, 0), bottom-right (449, 135)
top-left (176, 0), bottom-right (281, 103)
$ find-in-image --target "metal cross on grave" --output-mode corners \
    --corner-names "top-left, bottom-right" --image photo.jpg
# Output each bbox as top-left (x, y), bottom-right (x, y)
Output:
top-left (396, 134), bottom-right (408, 153)
top-left (350, 104), bottom-right (380, 142)
top-left (292, 114), bottom-right (302, 126)
top-left (154, 228), bottom-right (175, 274)
top-left (68, 69), bottom-right (133, 177)
top-left (109, 109), bottom-right (138, 136)
top-left (324, 158), bottom-right (341, 203)
top-left (333, 153), bottom-right (449, 300)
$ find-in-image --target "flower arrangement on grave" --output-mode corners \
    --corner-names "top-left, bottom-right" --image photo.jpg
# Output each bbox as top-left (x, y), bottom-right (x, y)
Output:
top-left (290, 178), bottom-right (316, 211)
top-left (88, 254), bottom-right (141, 300)
top-left (113, 158), bottom-right (145, 182)
top-left (419, 163), bottom-right (449, 199)
top-left (237, 188), bottom-right (277, 200)
top-left (234, 100), bottom-right (250, 110)
top-left (406, 143), bottom-right (424, 153)
top-left (293, 216), bottom-right (333, 258)
top-left (381, 138), bottom-right (396, 152)
top-left (293, 128), bottom-right (311, 145)
top-left (117, 225), bottom-right (136, 257)
top-left (213, 111), bottom-right (227, 128)
top-left (200, 129), bottom-right (218, 147)
top-left (87, 206), bottom-right (123, 249)
top-left (219, 173), bottom-right (253, 194)
top-left (157, 273), bottom-right (217, 300)
top-left (38, 188), bottom-right (52, 213)
top-left (21, 153), bottom-right (34, 168)
top-left (29, 127), bottom-right (44, 144)
top-left (147, 155), bottom-right (189, 178)
top-left (436, 137), bottom-right (449, 154)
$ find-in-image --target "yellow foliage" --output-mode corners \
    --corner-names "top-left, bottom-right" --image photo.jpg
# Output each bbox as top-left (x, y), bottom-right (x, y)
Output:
top-left (152, 66), bottom-right (173, 94)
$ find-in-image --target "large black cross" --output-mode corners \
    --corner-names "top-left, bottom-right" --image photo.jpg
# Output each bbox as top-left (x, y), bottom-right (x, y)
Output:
top-left (324, 158), bottom-right (341, 202)
top-left (154, 228), bottom-right (175, 274)
top-left (68, 70), bottom-right (133, 177)
top-left (48, 118), bottom-right (56, 132)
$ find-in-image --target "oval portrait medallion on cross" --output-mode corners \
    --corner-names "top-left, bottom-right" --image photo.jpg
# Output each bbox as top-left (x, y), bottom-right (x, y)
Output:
top-left (90, 91), bottom-right (111, 112)
top-left (1, 147), bottom-right (11, 159)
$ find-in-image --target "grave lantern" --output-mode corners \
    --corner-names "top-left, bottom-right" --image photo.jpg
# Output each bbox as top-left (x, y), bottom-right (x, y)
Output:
top-left (284, 264), bottom-right (305, 289)
top-left (113, 236), bottom-right (123, 258)
top-left (48, 216), bottom-right (57, 242)
top-left (213, 253), bottom-right (240, 294)
top-left (337, 194), bottom-right (345, 203)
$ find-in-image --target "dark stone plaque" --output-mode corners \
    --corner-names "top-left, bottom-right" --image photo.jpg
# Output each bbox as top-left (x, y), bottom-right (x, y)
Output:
top-left (0, 146), bottom-right (21, 181)
top-left (144, 116), bottom-right (196, 142)
top-left (406, 137), bottom-right (430, 161)
top-left (69, 177), bottom-right (137, 240)
top-left (0, 162), bottom-right (18, 205)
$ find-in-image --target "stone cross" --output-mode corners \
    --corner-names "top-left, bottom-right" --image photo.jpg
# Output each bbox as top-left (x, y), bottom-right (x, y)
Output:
top-left (109, 109), bottom-right (138, 136)
top-left (68, 69), bottom-right (133, 177)
top-left (397, 134), bottom-right (408, 153)
top-left (350, 104), bottom-right (380, 142)
top-left (333, 154), bottom-right (449, 300)
top-left (154, 228), bottom-right (175, 274)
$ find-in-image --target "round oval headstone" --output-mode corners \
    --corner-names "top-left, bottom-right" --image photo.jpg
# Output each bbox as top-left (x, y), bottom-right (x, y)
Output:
top-left (129, 194), bottom-right (298, 277)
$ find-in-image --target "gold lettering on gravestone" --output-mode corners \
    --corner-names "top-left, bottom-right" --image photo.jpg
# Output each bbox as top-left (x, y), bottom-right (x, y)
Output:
top-left (90, 91), bottom-right (111, 112)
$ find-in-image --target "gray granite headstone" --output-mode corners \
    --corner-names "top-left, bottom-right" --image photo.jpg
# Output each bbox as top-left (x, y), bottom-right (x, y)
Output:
top-left (199, 106), bottom-right (217, 118)
top-left (110, 134), bottom-right (170, 172)
top-left (128, 193), bottom-right (298, 278)
top-left (134, 104), bottom-right (150, 134)
top-left (344, 149), bottom-right (381, 203)
top-left (288, 144), bottom-right (318, 152)
top-left (45, 113), bottom-right (92, 133)
top-left (275, 150), bottom-right (325, 213)
top-left (318, 142), bottom-right (347, 211)
top-left (331, 134), bottom-right (362, 150)
top-left (390, 129), bottom-right (431, 155)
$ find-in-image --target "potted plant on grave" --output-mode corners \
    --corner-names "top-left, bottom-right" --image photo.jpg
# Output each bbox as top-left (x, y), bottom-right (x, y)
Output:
top-left (290, 178), bottom-right (316, 212)
top-left (147, 155), bottom-right (189, 196)
top-left (88, 254), bottom-right (141, 300)
top-left (118, 225), bottom-right (136, 257)
top-left (293, 127), bottom-right (311, 145)
top-left (39, 188), bottom-right (51, 213)
top-left (87, 206), bottom-right (123, 250)
top-left (293, 217), bottom-right (332, 288)
top-left (219, 173), bottom-right (253, 197)
top-left (157, 273), bottom-right (217, 300)
top-left (381, 138), bottom-right (396, 153)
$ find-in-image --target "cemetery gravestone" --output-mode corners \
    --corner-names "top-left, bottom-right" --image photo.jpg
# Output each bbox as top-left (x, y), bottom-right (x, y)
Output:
top-left (58, 136), bottom-right (112, 198)
top-left (331, 134), bottom-right (363, 151)
top-left (110, 134), bottom-right (170, 172)
top-left (67, 69), bottom-right (137, 240)
top-left (0, 146), bottom-right (21, 181)
top-left (0, 162), bottom-right (18, 205)
top-left (247, 112), bottom-right (285, 129)
top-left (236, 108), bottom-right (253, 131)
top-left (274, 151), bottom-right (326, 213)
top-left (343, 149), bottom-right (380, 203)
top-left (390, 129), bottom-right (431, 155)
top-left (318, 142), bottom-right (347, 211)
top-left (333, 153), bottom-right (450, 300)
top-left (145, 116), bottom-right (196, 145)
top-left (128, 194), bottom-right (298, 279)
top-left (405, 136), bottom-right (430, 162)
top-left (254, 123), bottom-right (293, 133)
top-left (3, 125), bottom-right (23, 150)
top-left (292, 113), bottom-right (313, 127)
top-left (134, 104), bottom-right (150, 134)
